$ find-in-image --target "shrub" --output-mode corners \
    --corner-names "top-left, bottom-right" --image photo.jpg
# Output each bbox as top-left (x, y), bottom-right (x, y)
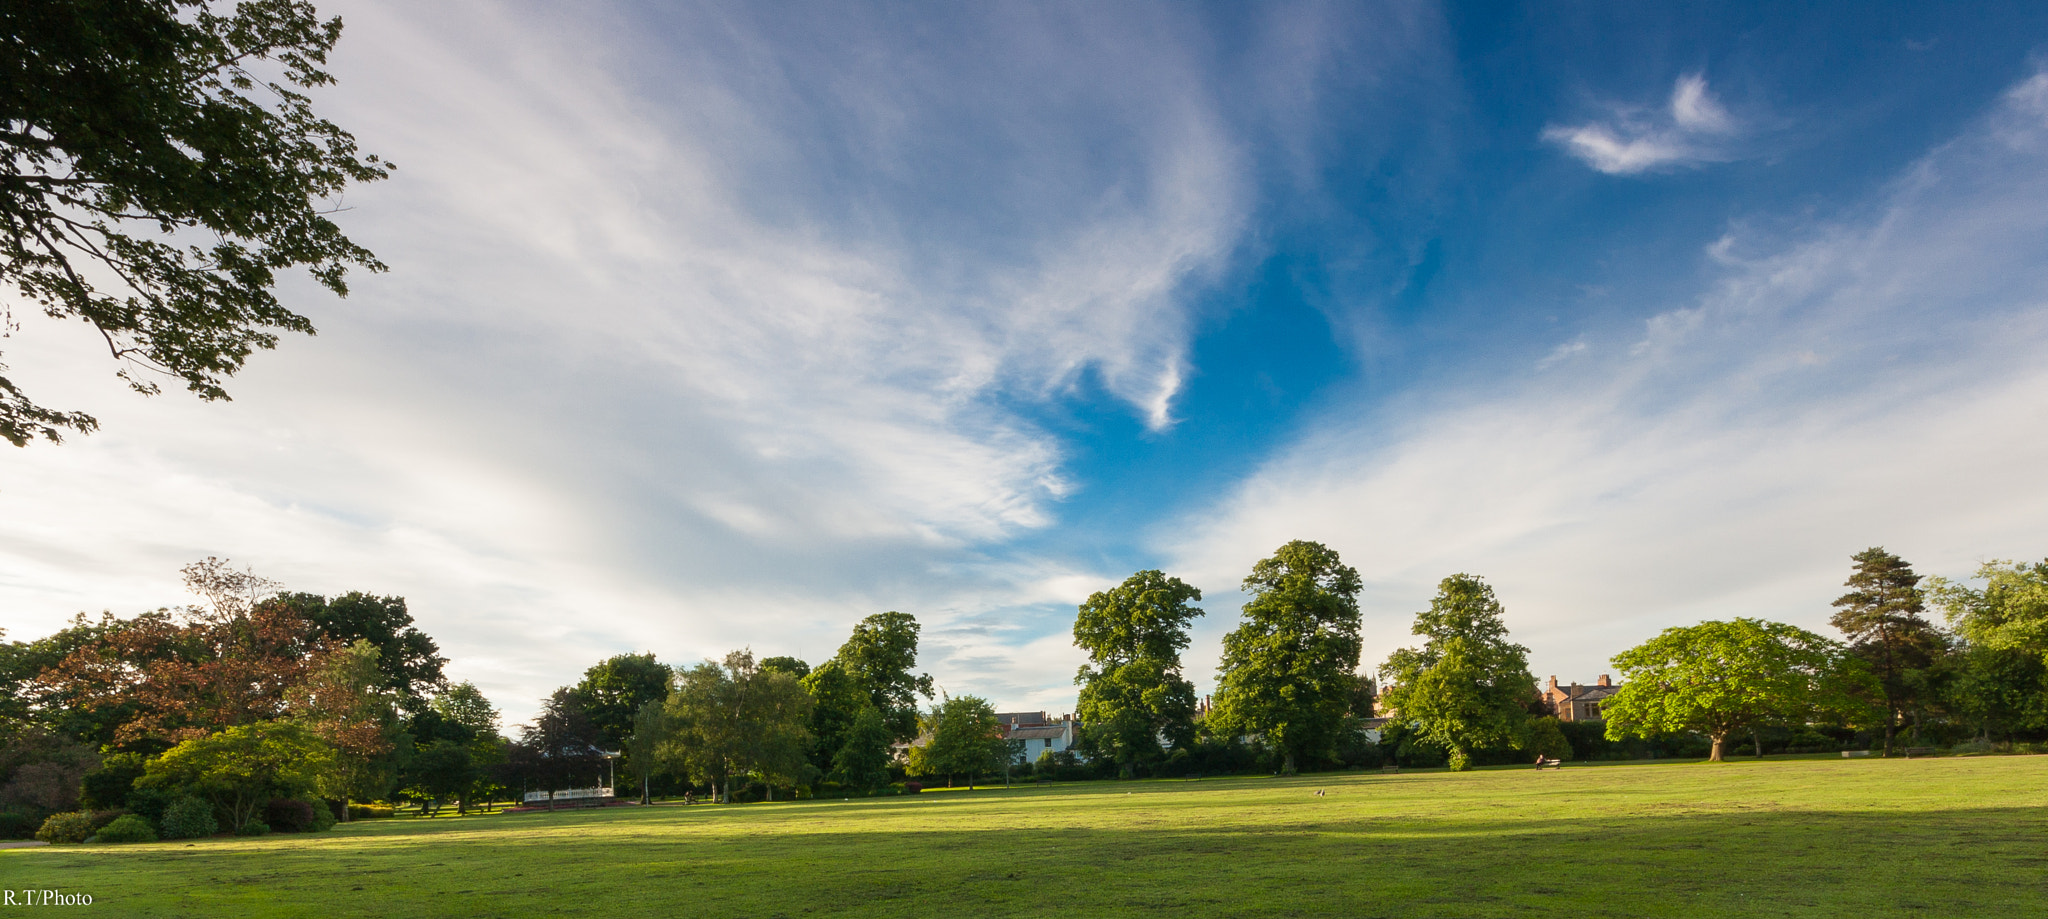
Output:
top-left (35, 811), bottom-right (96, 844)
top-left (303, 797), bottom-right (337, 832)
top-left (235, 818), bottom-right (270, 837)
top-left (264, 798), bottom-right (315, 833)
top-left (159, 797), bottom-right (218, 840)
top-left (903, 782), bottom-right (922, 794)
top-left (347, 803), bottom-right (394, 820)
top-left (0, 811), bottom-right (36, 840)
top-left (96, 814), bottom-right (157, 843)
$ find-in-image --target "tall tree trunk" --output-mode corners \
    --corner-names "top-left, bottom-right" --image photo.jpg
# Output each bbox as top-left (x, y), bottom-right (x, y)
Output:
top-left (1709, 732), bottom-right (1725, 762)
top-left (1882, 712), bottom-right (1896, 757)
top-left (342, 797), bottom-right (351, 823)
top-left (1281, 750), bottom-right (1297, 775)
top-left (641, 773), bottom-right (650, 806)
top-left (1752, 728), bottom-right (1763, 758)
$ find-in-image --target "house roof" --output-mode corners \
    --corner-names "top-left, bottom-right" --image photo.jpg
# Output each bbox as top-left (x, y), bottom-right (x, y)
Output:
top-left (1008, 724), bottom-right (1070, 741)
top-left (1564, 684), bottom-right (1620, 702)
top-left (997, 711), bottom-right (1049, 726)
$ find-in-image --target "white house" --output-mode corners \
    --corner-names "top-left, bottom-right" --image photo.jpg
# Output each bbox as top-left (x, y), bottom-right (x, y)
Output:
top-left (999, 711), bottom-right (1079, 764)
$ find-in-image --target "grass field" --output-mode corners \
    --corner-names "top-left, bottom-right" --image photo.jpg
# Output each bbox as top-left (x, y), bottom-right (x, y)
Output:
top-left (4, 756), bottom-right (2044, 918)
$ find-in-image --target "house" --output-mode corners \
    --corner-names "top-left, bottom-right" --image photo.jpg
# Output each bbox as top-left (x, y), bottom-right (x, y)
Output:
top-left (1542, 674), bottom-right (1620, 722)
top-left (1000, 711), bottom-right (1079, 764)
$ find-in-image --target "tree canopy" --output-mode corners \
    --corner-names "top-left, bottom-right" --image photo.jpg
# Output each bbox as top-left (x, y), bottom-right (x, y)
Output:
top-left (829, 612), bottom-right (934, 743)
top-left (1830, 547), bottom-right (1943, 755)
top-left (1602, 618), bottom-right (1871, 761)
top-left (0, 0), bottom-right (391, 446)
top-left (1377, 574), bottom-right (1535, 771)
top-left (1210, 540), bottom-right (1363, 774)
top-left (907, 695), bottom-right (1008, 789)
top-left (1073, 569), bottom-right (1204, 777)
top-left (571, 652), bottom-right (672, 750)
top-left (657, 650), bottom-right (813, 803)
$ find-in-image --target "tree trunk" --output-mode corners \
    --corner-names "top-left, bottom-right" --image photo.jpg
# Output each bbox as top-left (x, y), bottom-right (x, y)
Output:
top-left (641, 773), bottom-right (650, 806)
top-left (1752, 728), bottom-right (1763, 758)
top-left (723, 775), bottom-right (733, 805)
top-left (1709, 732), bottom-right (1725, 762)
top-left (342, 797), bottom-right (351, 823)
top-left (766, 785), bottom-right (774, 802)
top-left (1281, 750), bottom-right (1297, 775)
top-left (1882, 713), bottom-right (1896, 757)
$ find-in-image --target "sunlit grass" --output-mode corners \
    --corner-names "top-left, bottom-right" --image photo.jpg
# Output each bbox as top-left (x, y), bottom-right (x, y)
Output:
top-left (4, 756), bottom-right (2043, 918)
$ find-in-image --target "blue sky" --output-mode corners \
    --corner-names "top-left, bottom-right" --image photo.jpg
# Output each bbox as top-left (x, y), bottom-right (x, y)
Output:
top-left (6, 1), bottom-right (2048, 726)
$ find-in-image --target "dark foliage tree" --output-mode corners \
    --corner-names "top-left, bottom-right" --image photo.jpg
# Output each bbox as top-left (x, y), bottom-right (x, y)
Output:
top-left (1831, 548), bottom-right (1944, 755)
top-left (829, 612), bottom-right (934, 743)
top-left (1378, 574), bottom-right (1535, 771)
top-left (1072, 569), bottom-right (1204, 778)
top-left (0, 0), bottom-right (391, 446)
top-left (799, 659), bottom-right (865, 775)
top-left (829, 704), bottom-right (893, 792)
top-left (571, 652), bottom-right (671, 749)
top-left (273, 591), bottom-right (446, 711)
top-left (1211, 540), bottom-right (1363, 775)
top-left (758, 656), bottom-right (810, 679)
top-left (517, 688), bottom-right (603, 810)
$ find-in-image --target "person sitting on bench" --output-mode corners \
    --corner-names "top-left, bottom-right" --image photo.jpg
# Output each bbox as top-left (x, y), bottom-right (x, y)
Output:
top-left (1534, 754), bottom-right (1563, 768)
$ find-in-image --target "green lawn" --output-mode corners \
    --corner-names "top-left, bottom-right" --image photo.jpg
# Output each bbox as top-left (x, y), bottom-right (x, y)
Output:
top-left (4, 756), bottom-right (2044, 918)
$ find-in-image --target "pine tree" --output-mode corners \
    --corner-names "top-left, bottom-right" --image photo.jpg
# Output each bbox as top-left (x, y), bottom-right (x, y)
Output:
top-left (1831, 547), bottom-right (1943, 756)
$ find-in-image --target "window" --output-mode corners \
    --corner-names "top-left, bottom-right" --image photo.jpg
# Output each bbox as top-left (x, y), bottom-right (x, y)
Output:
top-left (1586, 703), bottom-right (1601, 718)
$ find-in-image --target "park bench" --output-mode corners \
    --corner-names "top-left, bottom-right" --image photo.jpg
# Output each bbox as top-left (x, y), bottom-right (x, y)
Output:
top-left (1903, 747), bottom-right (1937, 758)
top-left (1533, 757), bottom-right (1564, 770)
top-left (1379, 764), bottom-right (1400, 774)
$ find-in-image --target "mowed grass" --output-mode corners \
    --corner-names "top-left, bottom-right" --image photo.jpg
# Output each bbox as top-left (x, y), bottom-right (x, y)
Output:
top-left (4, 756), bottom-right (2044, 918)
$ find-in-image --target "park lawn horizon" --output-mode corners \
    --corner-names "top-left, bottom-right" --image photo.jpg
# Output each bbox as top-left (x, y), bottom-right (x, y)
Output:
top-left (4, 756), bottom-right (2043, 918)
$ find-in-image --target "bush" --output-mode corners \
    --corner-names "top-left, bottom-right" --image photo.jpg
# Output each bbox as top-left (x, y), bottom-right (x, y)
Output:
top-left (347, 803), bottom-right (395, 820)
top-left (264, 798), bottom-right (315, 833)
top-left (96, 814), bottom-right (157, 843)
top-left (235, 818), bottom-right (270, 837)
top-left (159, 797), bottom-right (218, 840)
top-left (0, 810), bottom-right (36, 840)
top-left (35, 811), bottom-right (96, 844)
top-left (304, 797), bottom-right (337, 832)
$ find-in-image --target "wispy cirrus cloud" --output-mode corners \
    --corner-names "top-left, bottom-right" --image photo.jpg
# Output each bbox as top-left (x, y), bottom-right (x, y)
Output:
top-left (1544, 73), bottom-right (1744, 174)
top-left (1169, 65), bottom-right (2048, 688)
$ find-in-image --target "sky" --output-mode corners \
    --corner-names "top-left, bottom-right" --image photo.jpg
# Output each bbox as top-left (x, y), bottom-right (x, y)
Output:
top-left (6, 1), bottom-right (2048, 727)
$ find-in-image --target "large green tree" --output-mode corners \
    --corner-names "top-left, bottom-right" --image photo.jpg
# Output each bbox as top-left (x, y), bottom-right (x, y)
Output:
top-left (1073, 569), bottom-right (1204, 778)
top-left (571, 652), bottom-right (672, 750)
top-left (1831, 548), bottom-right (1944, 755)
top-left (286, 639), bottom-right (396, 819)
top-left (273, 592), bottom-right (447, 711)
top-left (906, 695), bottom-right (1008, 789)
top-left (658, 650), bottom-right (813, 803)
top-left (799, 659), bottom-right (867, 776)
top-left (1602, 619), bottom-right (1871, 761)
top-left (0, 0), bottom-right (391, 446)
top-left (135, 720), bottom-right (335, 830)
top-left (828, 612), bottom-right (934, 743)
top-left (1927, 559), bottom-right (2048, 740)
top-left (1210, 540), bottom-right (1364, 775)
top-left (1377, 574), bottom-right (1535, 771)
top-left (828, 704), bottom-right (893, 793)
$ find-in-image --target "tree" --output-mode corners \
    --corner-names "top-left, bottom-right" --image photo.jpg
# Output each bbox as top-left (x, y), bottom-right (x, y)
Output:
top-left (1072, 569), bottom-right (1204, 778)
top-left (0, 0), bottom-right (392, 447)
top-left (1602, 619), bottom-right (1871, 761)
top-left (658, 650), bottom-right (813, 803)
top-left (274, 591), bottom-right (448, 710)
top-left (429, 682), bottom-right (505, 813)
top-left (906, 696), bottom-right (1008, 790)
top-left (799, 659), bottom-right (867, 776)
top-left (286, 639), bottom-right (396, 820)
top-left (830, 612), bottom-right (935, 743)
top-left (624, 699), bottom-right (667, 805)
top-left (829, 704), bottom-right (892, 793)
top-left (758, 656), bottom-right (810, 679)
top-left (571, 652), bottom-right (672, 750)
top-left (517, 688), bottom-right (602, 810)
top-left (1210, 540), bottom-right (1364, 775)
top-left (135, 720), bottom-right (335, 830)
top-left (1377, 574), bottom-right (1535, 771)
top-left (1831, 548), bottom-right (1944, 755)
top-left (1927, 559), bottom-right (2048, 741)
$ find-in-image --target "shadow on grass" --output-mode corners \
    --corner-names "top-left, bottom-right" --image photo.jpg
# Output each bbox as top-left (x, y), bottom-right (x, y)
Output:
top-left (8, 799), bottom-right (2043, 919)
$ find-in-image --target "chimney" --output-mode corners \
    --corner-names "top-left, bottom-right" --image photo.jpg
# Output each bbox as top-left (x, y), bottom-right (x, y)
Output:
top-left (1597, 674), bottom-right (1611, 687)
top-left (1547, 675), bottom-right (1558, 694)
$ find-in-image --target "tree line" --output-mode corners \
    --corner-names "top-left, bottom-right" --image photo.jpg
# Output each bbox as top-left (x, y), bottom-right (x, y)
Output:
top-left (5, 542), bottom-right (2046, 841)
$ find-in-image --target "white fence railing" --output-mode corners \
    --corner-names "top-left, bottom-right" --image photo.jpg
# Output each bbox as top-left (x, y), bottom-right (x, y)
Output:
top-left (523, 787), bottom-right (613, 804)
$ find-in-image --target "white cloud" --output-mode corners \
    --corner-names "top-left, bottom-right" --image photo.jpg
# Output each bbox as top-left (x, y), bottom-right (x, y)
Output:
top-left (1544, 72), bottom-right (1744, 174)
top-left (0, 0), bottom-right (1438, 723)
top-left (1170, 66), bottom-right (2048, 690)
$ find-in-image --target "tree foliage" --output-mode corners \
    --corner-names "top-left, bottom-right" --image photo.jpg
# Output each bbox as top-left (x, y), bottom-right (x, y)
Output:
top-left (0, 0), bottom-right (391, 446)
top-left (829, 704), bottom-right (893, 792)
top-left (907, 695), bottom-right (1008, 789)
top-left (1211, 540), bottom-right (1363, 774)
top-left (1927, 559), bottom-right (2048, 740)
top-left (136, 720), bottom-right (334, 830)
top-left (1830, 547), bottom-right (1944, 755)
top-left (1602, 619), bottom-right (1872, 761)
top-left (571, 652), bottom-right (671, 750)
top-left (658, 650), bottom-right (813, 803)
top-left (1378, 574), bottom-right (1534, 771)
top-left (1073, 569), bottom-right (1204, 777)
top-left (273, 591), bottom-right (447, 709)
top-left (286, 638), bottom-right (395, 809)
top-left (828, 612), bottom-right (934, 743)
